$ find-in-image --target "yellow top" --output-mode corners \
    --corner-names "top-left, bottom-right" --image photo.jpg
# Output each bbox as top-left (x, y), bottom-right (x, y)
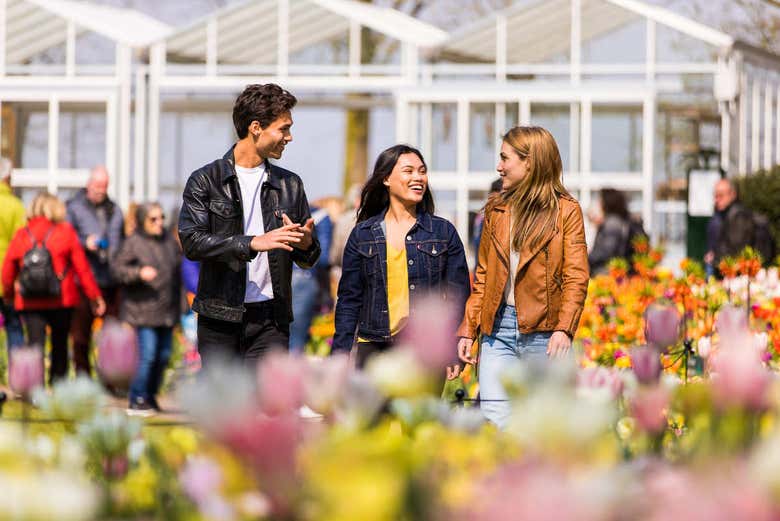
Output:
top-left (358, 241), bottom-right (409, 343)
top-left (385, 241), bottom-right (409, 336)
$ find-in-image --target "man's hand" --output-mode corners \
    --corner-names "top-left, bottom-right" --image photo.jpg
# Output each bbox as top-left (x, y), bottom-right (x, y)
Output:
top-left (457, 337), bottom-right (478, 365)
top-left (547, 331), bottom-right (572, 358)
top-left (85, 234), bottom-right (99, 252)
top-left (282, 214), bottom-right (314, 250)
top-left (250, 224), bottom-right (303, 252)
top-left (139, 266), bottom-right (158, 282)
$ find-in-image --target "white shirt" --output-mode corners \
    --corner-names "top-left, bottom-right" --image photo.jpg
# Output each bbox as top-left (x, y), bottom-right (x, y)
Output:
top-left (504, 218), bottom-right (520, 305)
top-left (235, 163), bottom-right (274, 303)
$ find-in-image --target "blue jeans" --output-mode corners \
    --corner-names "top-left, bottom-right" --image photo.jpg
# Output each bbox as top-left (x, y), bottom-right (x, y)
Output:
top-left (478, 304), bottom-right (552, 429)
top-left (1, 300), bottom-right (24, 350)
top-left (290, 270), bottom-right (320, 354)
top-left (129, 327), bottom-right (173, 402)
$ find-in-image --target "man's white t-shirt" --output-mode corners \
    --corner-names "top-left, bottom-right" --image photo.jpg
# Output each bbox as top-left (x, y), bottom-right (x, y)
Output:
top-left (235, 163), bottom-right (274, 303)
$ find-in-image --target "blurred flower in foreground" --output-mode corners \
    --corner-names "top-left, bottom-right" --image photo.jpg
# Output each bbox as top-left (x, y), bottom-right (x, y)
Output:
top-left (644, 302), bottom-right (681, 351)
top-left (33, 377), bottom-right (106, 423)
top-left (96, 320), bottom-right (138, 388)
top-left (576, 366), bottom-right (624, 400)
top-left (710, 344), bottom-right (772, 412)
top-left (399, 295), bottom-right (460, 371)
top-left (630, 346), bottom-right (662, 385)
top-left (365, 348), bottom-right (433, 398)
top-left (180, 456), bottom-right (235, 521)
top-left (303, 353), bottom-right (350, 416)
top-left (715, 304), bottom-right (749, 347)
top-left (629, 385), bottom-right (670, 434)
top-left (256, 352), bottom-right (305, 415)
top-left (0, 471), bottom-right (99, 521)
top-left (9, 347), bottom-right (44, 397)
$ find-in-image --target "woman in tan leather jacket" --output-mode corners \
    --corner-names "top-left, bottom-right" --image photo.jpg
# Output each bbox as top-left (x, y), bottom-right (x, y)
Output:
top-left (455, 126), bottom-right (589, 427)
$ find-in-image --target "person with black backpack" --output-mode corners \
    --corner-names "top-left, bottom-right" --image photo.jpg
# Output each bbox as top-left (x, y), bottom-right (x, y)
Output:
top-left (1, 192), bottom-right (105, 384)
top-left (588, 188), bottom-right (643, 276)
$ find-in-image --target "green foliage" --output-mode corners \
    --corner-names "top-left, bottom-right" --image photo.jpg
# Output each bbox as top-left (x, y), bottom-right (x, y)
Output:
top-left (735, 164), bottom-right (780, 246)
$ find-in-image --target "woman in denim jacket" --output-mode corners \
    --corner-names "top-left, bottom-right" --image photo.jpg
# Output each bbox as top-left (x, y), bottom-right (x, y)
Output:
top-left (333, 144), bottom-right (470, 369)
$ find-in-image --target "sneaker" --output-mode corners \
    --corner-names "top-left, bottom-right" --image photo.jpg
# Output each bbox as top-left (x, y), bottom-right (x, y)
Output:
top-left (148, 396), bottom-right (162, 413)
top-left (127, 397), bottom-right (156, 417)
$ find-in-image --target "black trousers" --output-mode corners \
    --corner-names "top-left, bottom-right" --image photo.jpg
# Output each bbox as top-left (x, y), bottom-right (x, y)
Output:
top-left (21, 308), bottom-right (73, 384)
top-left (197, 300), bottom-right (289, 368)
top-left (355, 339), bottom-right (395, 369)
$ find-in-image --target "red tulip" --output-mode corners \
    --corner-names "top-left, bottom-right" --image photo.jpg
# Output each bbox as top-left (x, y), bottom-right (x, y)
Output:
top-left (96, 320), bottom-right (139, 387)
top-left (9, 347), bottom-right (44, 397)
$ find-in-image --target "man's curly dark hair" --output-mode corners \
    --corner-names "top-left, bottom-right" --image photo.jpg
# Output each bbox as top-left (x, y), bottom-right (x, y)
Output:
top-left (232, 83), bottom-right (297, 139)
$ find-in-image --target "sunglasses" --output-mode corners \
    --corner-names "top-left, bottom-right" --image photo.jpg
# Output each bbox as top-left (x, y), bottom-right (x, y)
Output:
top-left (147, 215), bottom-right (165, 223)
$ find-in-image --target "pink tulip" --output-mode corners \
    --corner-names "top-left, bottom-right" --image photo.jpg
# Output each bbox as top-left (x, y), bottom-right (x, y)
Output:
top-left (466, 462), bottom-right (601, 521)
top-left (303, 353), bottom-right (350, 415)
top-left (256, 352), bottom-right (305, 416)
top-left (102, 455), bottom-right (129, 480)
top-left (630, 386), bottom-right (670, 434)
top-left (577, 366), bottom-right (624, 399)
top-left (96, 320), bottom-right (139, 387)
top-left (644, 302), bottom-right (681, 351)
top-left (631, 346), bottom-right (662, 385)
top-left (711, 345), bottom-right (771, 412)
top-left (399, 295), bottom-right (460, 371)
top-left (180, 457), bottom-right (223, 505)
top-left (715, 304), bottom-right (749, 348)
top-left (8, 347), bottom-right (44, 397)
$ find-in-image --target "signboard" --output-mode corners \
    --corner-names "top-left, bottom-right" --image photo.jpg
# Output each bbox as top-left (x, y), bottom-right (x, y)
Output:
top-left (687, 169), bottom-right (722, 217)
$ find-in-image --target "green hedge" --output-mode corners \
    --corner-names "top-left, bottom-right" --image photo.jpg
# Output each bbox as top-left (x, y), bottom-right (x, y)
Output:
top-left (735, 164), bottom-right (780, 246)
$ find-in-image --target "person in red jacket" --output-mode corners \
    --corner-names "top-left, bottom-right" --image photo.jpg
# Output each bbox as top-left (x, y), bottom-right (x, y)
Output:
top-left (2, 192), bottom-right (105, 384)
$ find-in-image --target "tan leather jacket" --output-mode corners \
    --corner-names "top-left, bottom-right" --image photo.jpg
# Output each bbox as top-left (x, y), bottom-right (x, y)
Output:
top-left (457, 194), bottom-right (589, 339)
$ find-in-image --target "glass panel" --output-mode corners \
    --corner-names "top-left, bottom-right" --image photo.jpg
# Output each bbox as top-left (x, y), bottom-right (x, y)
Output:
top-left (591, 105), bottom-right (642, 172)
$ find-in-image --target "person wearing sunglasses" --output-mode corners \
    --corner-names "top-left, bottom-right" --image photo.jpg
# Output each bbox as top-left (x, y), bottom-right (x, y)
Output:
top-left (112, 202), bottom-right (183, 415)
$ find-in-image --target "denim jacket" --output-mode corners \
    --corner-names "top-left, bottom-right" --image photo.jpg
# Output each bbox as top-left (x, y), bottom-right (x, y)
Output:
top-left (333, 210), bottom-right (470, 351)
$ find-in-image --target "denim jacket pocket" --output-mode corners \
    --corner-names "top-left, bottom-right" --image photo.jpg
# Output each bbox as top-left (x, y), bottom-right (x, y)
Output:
top-left (417, 241), bottom-right (448, 277)
top-left (357, 242), bottom-right (380, 276)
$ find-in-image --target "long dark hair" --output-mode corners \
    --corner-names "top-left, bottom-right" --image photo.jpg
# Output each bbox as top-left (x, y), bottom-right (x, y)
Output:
top-left (356, 144), bottom-right (434, 222)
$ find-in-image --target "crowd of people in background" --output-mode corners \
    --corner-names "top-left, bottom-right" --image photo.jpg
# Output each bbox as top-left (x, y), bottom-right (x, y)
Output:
top-left (7, 82), bottom-right (771, 429)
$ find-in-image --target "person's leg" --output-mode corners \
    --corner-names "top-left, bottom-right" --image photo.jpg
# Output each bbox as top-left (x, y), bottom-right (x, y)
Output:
top-left (242, 303), bottom-right (289, 368)
top-left (1, 301), bottom-right (24, 349)
top-left (516, 331), bottom-right (554, 366)
top-left (197, 315), bottom-right (242, 369)
top-left (69, 292), bottom-right (95, 375)
top-left (47, 309), bottom-right (72, 384)
top-left (129, 327), bottom-right (156, 405)
top-left (20, 311), bottom-right (47, 348)
top-left (149, 327), bottom-right (173, 399)
top-left (289, 272), bottom-right (319, 354)
top-left (478, 305), bottom-right (522, 429)
top-left (355, 341), bottom-right (392, 369)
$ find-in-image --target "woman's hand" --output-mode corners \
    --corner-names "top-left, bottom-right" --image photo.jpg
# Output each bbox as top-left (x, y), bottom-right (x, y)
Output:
top-left (446, 364), bottom-right (461, 380)
top-left (457, 337), bottom-right (477, 365)
top-left (547, 330), bottom-right (572, 358)
top-left (91, 297), bottom-right (106, 317)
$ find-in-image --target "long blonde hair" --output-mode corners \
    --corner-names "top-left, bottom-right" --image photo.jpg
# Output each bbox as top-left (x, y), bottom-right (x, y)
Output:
top-left (29, 191), bottom-right (66, 223)
top-left (486, 126), bottom-right (570, 252)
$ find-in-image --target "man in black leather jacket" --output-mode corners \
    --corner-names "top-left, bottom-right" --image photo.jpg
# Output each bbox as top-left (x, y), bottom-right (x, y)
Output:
top-left (178, 84), bottom-right (320, 366)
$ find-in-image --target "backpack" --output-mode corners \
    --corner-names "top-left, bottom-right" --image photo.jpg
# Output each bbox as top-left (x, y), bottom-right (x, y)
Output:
top-left (752, 212), bottom-right (777, 265)
top-left (19, 227), bottom-right (64, 298)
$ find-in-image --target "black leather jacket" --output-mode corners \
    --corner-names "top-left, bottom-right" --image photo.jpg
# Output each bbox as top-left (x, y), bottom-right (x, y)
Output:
top-left (178, 146), bottom-right (320, 324)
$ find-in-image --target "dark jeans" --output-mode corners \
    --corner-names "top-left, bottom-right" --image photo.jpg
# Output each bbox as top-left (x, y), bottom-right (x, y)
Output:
top-left (197, 300), bottom-right (289, 368)
top-left (1, 300), bottom-right (24, 350)
top-left (355, 338), bottom-right (395, 369)
top-left (129, 326), bottom-right (173, 402)
top-left (21, 308), bottom-right (73, 384)
top-left (70, 287), bottom-right (120, 375)
top-left (290, 270), bottom-right (320, 354)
